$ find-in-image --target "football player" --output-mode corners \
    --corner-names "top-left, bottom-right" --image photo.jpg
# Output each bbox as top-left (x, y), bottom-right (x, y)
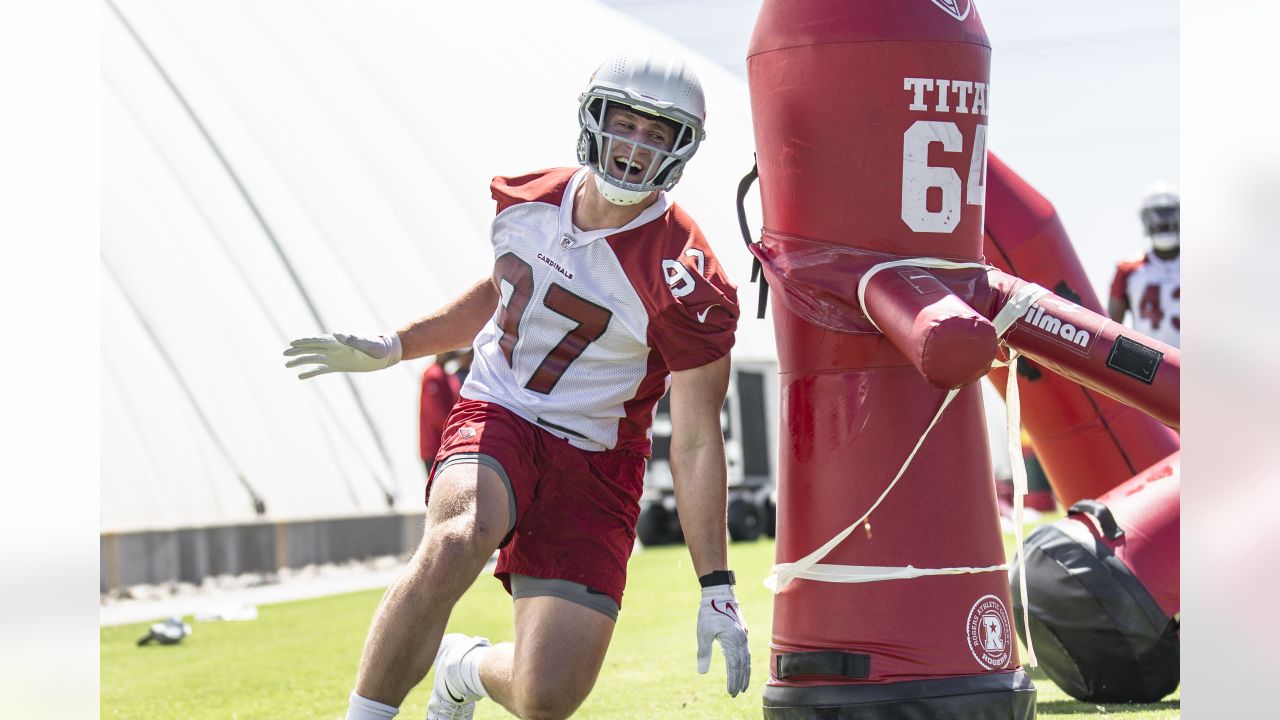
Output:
top-left (419, 349), bottom-right (470, 477)
top-left (285, 52), bottom-right (750, 720)
top-left (1108, 183), bottom-right (1180, 348)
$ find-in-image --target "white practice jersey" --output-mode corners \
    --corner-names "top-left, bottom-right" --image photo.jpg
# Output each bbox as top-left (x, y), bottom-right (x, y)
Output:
top-left (1110, 252), bottom-right (1180, 348)
top-left (461, 167), bottom-right (738, 454)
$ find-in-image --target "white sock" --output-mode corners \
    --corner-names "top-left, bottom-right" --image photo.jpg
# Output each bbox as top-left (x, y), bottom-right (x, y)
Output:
top-left (346, 691), bottom-right (398, 720)
top-left (458, 644), bottom-right (491, 699)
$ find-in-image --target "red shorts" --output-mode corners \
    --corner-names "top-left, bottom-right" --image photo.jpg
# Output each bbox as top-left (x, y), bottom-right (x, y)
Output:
top-left (429, 398), bottom-right (646, 608)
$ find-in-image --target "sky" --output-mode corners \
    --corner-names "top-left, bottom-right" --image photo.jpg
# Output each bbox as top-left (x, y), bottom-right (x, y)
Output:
top-left (601, 0), bottom-right (1180, 296)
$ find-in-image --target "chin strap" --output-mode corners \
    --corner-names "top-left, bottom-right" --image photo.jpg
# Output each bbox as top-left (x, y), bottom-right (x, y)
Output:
top-left (1149, 232), bottom-right (1180, 253)
top-left (594, 171), bottom-right (652, 206)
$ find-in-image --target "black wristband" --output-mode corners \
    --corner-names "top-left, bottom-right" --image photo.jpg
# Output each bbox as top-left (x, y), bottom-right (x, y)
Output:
top-left (698, 570), bottom-right (736, 588)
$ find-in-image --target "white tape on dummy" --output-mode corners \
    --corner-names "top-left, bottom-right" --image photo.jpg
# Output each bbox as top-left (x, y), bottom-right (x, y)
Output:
top-left (991, 282), bottom-right (1050, 337)
top-left (766, 258), bottom-right (995, 593)
top-left (765, 385), bottom-right (961, 592)
top-left (855, 258), bottom-right (990, 334)
top-left (783, 563), bottom-right (1010, 584)
top-left (989, 281), bottom-right (1048, 667)
top-left (988, 283), bottom-right (1047, 664)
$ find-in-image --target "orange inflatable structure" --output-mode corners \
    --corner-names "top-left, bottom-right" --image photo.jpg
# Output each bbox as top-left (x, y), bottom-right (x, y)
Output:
top-left (983, 154), bottom-right (1179, 507)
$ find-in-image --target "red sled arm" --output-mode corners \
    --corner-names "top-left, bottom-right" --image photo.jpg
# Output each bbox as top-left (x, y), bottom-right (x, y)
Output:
top-left (983, 271), bottom-right (1180, 431)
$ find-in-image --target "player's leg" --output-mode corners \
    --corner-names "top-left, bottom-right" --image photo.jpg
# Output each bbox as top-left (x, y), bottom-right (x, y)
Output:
top-left (477, 589), bottom-right (618, 720)
top-left (350, 457), bottom-right (513, 710)
top-left (424, 421), bottom-right (642, 719)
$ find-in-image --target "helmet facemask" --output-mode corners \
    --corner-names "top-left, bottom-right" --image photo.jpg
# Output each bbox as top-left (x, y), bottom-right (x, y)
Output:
top-left (1138, 184), bottom-right (1180, 252)
top-left (577, 92), bottom-right (703, 201)
top-left (1141, 203), bottom-right (1180, 252)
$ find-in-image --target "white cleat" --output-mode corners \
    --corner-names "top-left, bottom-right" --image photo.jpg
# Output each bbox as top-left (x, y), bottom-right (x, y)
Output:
top-left (427, 633), bottom-right (491, 720)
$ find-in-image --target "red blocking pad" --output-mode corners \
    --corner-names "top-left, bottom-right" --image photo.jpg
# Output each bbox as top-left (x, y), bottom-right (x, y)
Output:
top-left (747, 2), bottom-right (1034, 717)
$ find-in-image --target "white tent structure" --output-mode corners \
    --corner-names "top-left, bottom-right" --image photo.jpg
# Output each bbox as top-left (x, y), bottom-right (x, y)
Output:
top-left (100, 0), bottom-right (777, 588)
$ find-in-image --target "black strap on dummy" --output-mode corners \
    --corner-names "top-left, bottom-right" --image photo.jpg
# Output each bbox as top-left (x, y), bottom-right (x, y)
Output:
top-left (775, 651), bottom-right (871, 680)
top-left (1068, 499), bottom-right (1126, 540)
top-left (736, 160), bottom-right (768, 319)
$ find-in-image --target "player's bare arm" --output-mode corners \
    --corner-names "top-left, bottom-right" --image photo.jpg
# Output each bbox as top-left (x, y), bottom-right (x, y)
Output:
top-left (396, 277), bottom-right (497, 360)
top-left (668, 353), bottom-right (732, 576)
top-left (1107, 296), bottom-right (1128, 323)
top-left (669, 353), bottom-right (751, 697)
top-left (283, 276), bottom-right (496, 379)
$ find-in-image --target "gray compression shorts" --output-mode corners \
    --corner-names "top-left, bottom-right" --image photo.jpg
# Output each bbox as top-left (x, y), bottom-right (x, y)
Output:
top-left (510, 574), bottom-right (620, 621)
top-left (434, 452), bottom-right (517, 540)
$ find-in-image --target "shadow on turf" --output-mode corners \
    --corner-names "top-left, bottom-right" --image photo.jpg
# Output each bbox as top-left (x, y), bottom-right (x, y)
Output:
top-left (1019, 660), bottom-right (1180, 715)
top-left (1037, 699), bottom-right (1180, 715)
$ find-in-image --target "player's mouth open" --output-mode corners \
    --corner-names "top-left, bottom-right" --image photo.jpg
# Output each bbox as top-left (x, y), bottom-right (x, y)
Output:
top-left (613, 156), bottom-right (646, 178)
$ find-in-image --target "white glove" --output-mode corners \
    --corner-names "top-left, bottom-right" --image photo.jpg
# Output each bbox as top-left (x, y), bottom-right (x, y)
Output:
top-left (283, 332), bottom-right (402, 380)
top-left (696, 584), bottom-right (750, 697)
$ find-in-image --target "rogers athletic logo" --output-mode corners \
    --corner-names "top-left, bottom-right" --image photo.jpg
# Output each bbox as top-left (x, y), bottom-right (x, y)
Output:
top-left (1018, 302), bottom-right (1099, 355)
top-left (966, 595), bottom-right (1012, 671)
top-left (930, 0), bottom-right (972, 22)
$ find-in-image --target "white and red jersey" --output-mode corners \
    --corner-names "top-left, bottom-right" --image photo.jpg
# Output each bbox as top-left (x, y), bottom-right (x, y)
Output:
top-left (1110, 251), bottom-right (1180, 348)
top-left (461, 167), bottom-right (739, 455)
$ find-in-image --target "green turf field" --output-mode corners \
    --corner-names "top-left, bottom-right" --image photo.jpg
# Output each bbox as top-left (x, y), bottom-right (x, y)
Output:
top-left (101, 528), bottom-right (1179, 719)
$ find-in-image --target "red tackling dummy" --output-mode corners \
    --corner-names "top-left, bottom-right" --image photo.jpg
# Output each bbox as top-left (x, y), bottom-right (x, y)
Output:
top-left (747, 2), bottom-right (1035, 718)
